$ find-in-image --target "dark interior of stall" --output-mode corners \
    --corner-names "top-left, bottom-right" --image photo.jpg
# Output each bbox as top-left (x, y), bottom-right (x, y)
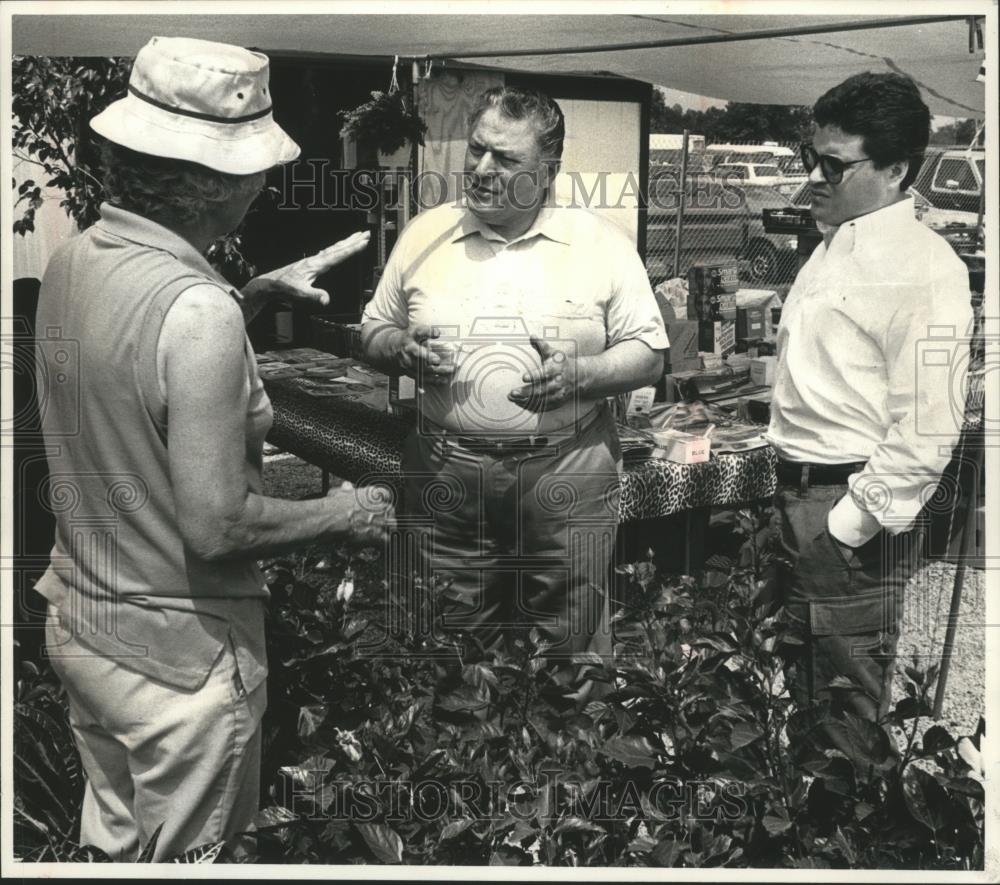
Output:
top-left (241, 55), bottom-right (395, 351)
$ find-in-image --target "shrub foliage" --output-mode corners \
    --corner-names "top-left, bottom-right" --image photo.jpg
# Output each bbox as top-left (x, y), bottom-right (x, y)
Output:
top-left (13, 506), bottom-right (984, 867)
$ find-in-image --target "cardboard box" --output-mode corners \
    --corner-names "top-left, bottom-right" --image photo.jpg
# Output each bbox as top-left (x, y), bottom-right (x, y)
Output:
top-left (651, 428), bottom-right (712, 464)
top-left (665, 319), bottom-right (700, 373)
top-left (627, 386), bottom-right (657, 418)
top-left (736, 306), bottom-right (766, 341)
top-left (748, 339), bottom-right (777, 359)
top-left (735, 289), bottom-right (782, 337)
top-left (698, 320), bottom-right (736, 358)
top-left (716, 292), bottom-right (738, 321)
top-left (687, 262), bottom-right (740, 320)
top-left (700, 352), bottom-right (724, 371)
top-left (750, 356), bottom-right (776, 386)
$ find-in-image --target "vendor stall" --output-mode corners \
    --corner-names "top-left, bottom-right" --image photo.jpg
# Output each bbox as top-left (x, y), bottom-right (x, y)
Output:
top-left (261, 371), bottom-right (779, 523)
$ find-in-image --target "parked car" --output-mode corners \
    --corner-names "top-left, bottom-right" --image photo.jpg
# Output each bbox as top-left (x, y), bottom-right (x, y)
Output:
top-left (646, 179), bottom-right (798, 285)
top-left (711, 162), bottom-right (786, 188)
top-left (705, 143), bottom-right (794, 165)
top-left (913, 147), bottom-right (985, 214)
top-left (772, 154), bottom-right (808, 195)
top-left (790, 181), bottom-right (980, 245)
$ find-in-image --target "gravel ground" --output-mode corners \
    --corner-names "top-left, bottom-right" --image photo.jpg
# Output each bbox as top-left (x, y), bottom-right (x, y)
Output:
top-left (893, 560), bottom-right (985, 741)
top-left (263, 451), bottom-right (986, 741)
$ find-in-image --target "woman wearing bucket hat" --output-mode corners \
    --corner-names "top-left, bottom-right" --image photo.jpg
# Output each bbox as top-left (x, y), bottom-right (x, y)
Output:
top-left (34, 36), bottom-right (394, 861)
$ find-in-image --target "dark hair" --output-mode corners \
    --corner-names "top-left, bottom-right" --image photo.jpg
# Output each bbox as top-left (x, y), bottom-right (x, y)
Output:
top-left (468, 86), bottom-right (565, 163)
top-left (812, 72), bottom-right (931, 191)
top-left (98, 141), bottom-right (262, 225)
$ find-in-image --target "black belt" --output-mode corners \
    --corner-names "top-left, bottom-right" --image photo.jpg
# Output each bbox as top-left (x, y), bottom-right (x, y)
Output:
top-left (438, 406), bottom-right (605, 454)
top-left (776, 458), bottom-right (866, 490)
top-left (453, 434), bottom-right (551, 453)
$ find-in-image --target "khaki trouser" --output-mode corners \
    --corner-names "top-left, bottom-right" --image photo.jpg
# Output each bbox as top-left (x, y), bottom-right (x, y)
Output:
top-left (399, 406), bottom-right (621, 699)
top-left (44, 606), bottom-right (265, 861)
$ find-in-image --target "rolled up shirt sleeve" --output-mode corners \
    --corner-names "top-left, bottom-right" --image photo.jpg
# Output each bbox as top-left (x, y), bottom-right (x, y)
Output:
top-left (827, 267), bottom-right (974, 546)
top-left (361, 230), bottom-right (409, 329)
top-left (604, 232), bottom-right (669, 352)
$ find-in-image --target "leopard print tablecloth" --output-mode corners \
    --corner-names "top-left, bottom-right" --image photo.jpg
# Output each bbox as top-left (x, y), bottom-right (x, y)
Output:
top-left (265, 378), bottom-right (778, 521)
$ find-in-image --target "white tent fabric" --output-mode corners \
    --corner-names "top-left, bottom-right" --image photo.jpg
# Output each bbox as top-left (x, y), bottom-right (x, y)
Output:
top-left (11, 13), bottom-right (986, 117)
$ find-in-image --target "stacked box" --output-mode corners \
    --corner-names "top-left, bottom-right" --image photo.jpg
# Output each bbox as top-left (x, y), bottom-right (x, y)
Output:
top-left (750, 356), bottom-right (776, 386)
top-left (748, 339), bottom-right (777, 359)
top-left (698, 320), bottom-right (736, 358)
top-left (736, 306), bottom-right (766, 341)
top-left (687, 262), bottom-right (739, 320)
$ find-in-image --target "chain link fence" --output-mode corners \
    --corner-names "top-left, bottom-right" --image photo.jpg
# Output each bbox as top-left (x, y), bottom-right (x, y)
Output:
top-left (645, 138), bottom-right (805, 293)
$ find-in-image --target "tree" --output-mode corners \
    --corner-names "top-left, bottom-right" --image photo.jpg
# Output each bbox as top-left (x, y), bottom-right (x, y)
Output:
top-left (12, 55), bottom-right (256, 282)
top-left (704, 102), bottom-right (812, 143)
top-left (12, 56), bottom-right (131, 234)
top-left (930, 118), bottom-right (983, 147)
top-left (650, 89), bottom-right (811, 143)
top-left (650, 89), bottom-right (687, 133)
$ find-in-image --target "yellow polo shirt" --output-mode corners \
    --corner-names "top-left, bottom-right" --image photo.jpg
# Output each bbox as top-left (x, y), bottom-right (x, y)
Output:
top-left (363, 203), bottom-right (668, 436)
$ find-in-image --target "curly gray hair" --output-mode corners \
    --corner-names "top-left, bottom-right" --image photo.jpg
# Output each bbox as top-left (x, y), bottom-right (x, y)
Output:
top-left (99, 141), bottom-right (263, 226)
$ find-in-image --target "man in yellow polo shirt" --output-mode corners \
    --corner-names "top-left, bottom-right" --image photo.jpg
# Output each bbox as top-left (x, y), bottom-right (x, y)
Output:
top-left (362, 86), bottom-right (667, 696)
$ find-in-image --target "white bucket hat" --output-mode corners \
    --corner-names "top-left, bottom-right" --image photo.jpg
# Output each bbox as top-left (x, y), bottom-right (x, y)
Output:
top-left (90, 36), bottom-right (300, 175)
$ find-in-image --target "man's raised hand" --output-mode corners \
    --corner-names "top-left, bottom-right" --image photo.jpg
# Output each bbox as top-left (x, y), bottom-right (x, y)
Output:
top-left (508, 335), bottom-right (584, 412)
top-left (243, 230), bottom-right (372, 307)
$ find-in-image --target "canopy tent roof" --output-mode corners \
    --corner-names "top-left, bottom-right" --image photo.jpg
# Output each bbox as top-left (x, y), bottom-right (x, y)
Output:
top-left (11, 12), bottom-right (987, 117)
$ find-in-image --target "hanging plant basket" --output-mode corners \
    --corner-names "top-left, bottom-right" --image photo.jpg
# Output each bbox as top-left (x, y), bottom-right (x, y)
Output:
top-left (338, 91), bottom-right (427, 157)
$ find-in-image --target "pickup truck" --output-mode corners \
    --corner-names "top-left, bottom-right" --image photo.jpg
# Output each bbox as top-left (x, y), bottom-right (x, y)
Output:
top-left (646, 177), bottom-right (798, 286)
top-left (913, 148), bottom-right (985, 215)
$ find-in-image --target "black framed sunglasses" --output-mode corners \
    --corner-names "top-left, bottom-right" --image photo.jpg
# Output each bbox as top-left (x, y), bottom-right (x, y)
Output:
top-left (799, 143), bottom-right (874, 184)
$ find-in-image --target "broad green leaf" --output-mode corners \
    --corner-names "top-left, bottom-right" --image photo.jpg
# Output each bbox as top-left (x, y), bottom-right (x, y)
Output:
top-left (551, 815), bottom-right (605, 837)
top-left (439, 818), bottom-right (475, 842)
top-left (762, 805), bottom-right (792, 835)
top-left (919, 724), bottom-right (956, 755)
top-left (355, 822), bottom-right (403, 863)
top-left (252, 805), bottom-right (299, 830)
top-left (136, 823), bottom-right (164, 862)
top-left (729, 720), bottom-right (764, 750)
top-left (599, 735), bottom-right (658, 769)
top-left (170, 841), bottom-right (225, 863)
top-left (297, 704), bottom-right (327, 739)
top-left (651, 837), bottom-right (684, 866)
top-left (489, 845), bottom-right (530, 865)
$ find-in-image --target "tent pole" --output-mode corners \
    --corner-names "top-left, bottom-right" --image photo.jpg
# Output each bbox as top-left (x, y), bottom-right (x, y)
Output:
top-left (933, 440), bottom-right (983, 719)
top-left (673, 130), bottom-right (689, 280)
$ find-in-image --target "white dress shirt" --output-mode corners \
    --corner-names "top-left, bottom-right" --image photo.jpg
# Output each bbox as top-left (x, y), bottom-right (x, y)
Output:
top-left (766, 197), bottom-right (973, 546)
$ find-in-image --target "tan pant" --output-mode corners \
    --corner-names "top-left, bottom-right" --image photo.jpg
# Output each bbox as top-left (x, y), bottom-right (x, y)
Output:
top-left (44, 606), bottom-right (265, 861)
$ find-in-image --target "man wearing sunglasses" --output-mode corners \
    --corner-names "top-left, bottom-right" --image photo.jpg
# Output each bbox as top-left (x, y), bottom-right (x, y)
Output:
top-left (765, 73), bottom-right (973, 738)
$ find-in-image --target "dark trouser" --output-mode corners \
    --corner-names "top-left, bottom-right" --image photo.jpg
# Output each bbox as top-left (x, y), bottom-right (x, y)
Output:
top-left (400, 407), bottom-right (621, 681)
top-left (773, 467), bottom-right (920, 724)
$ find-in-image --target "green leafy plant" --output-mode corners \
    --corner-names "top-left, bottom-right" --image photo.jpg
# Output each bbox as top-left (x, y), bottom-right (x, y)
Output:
top-left (338, 90), bottom-right (427, 157)
top-left (12, 506), bottom-right (984, 867)
top-left (12, 56), bottom-right (131, 234)
top-left (12, 55), bottom-right (257, 284)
